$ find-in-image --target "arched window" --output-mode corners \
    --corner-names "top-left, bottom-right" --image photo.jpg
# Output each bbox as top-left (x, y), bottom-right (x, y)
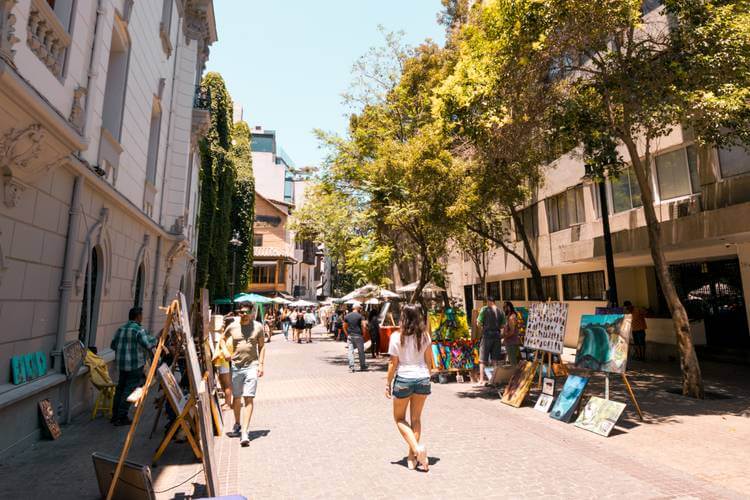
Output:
top-left (134, 263), bottom-right (145, 308)
top-left (79, 246), bottom-right (103, 347)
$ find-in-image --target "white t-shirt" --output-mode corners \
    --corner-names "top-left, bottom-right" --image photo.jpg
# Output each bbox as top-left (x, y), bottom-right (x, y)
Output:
top-left (388, 331), bottom-right (431, 379)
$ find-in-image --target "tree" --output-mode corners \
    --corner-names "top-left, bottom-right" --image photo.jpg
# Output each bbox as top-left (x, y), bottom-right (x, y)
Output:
top-left (504, 0), bottom-right (750, 397)
top-left (196, 72), bottom-right (237, 300)
top-left (230, 121), bottom-right (255, 292)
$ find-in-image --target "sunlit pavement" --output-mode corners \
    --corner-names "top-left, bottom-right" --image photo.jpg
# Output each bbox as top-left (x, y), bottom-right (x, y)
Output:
top-left (1, 326), bottom-right (749, 499)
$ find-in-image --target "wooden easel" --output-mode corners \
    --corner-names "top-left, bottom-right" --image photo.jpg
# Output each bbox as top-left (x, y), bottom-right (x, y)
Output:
top-left (148, 315), bottom-right (186, 439)
top-left (106, 301), bottom-right (177, 500)
top-left (603, 372), bottom-right (644, 421)
top-left (151, 390), bottom-right (202, 465)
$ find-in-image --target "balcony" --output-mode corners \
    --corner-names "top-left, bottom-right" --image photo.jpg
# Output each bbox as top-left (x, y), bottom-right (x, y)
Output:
top-left (26, 0), bottom-right (71, 79)
top-left (191, 85), bottom-right (210, 149)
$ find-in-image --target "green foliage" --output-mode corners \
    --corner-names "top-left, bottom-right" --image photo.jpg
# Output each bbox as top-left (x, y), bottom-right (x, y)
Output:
top-left (229, 120), bottom-right (255, 292)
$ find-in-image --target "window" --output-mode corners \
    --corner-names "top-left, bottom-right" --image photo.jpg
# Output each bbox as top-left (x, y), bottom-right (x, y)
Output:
top-left (546, 185), bottom-right (585, 233)
top-left (718, 144), bottom-right (750, 178)
top-left (656, 147), bottom-right (699, 200)
top-left (145, 102), bottom-right (162, 184)
top-left (79, 247), bottom-right (102, 347)
top-left (253, 234), bottom-right (263, 247)
top-left (515, 204), bottom-right (539, 241)
top-left (473, 283), bottom-right (486, 301)
top-left (527, 276), bottom-right (559, 301)
top-left (610, 167), bottom-right (643, 213)
top-left (562, 271), bottom-right (606, 300)
top-left (487, 281), bottom-right (500, 301)
top-left (252, 265), bottom-right (276, 284)
top-left (502, 279), bottom-right (525, 301)
top-left (47, 0), bottom-right (74, 30)
top-left (102, 21), bottom-right (130, 141)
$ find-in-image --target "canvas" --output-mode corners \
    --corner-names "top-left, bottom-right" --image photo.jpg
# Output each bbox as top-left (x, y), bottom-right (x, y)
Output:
top-left (542, 377), bottom-right (555, 396)
top-left (534, 393), bottom-right (555, 413)
top-left (501, 361), bottom-right (536, 407)
top-left (524, 302), bottom-right (568, 354)
top-left (11, 356), bottom-right (27, 385)
top-left (575, 396), bottom-right (627, 437)
top-left (39, 399), bottom-right (61, 439)
top-left (575, 314), bottom-right (633, 373)
top-left (549, 375), bottom-right (589, 422)
top-left (157, 363), bottom-right (187, 414)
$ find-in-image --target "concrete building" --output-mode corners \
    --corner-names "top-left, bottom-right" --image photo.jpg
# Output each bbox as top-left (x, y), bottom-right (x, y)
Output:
top-left (447, 123), bottom-right (750, 363)
top-left (0, 0), bottom-right (216, 455)
top-left (250, 125), bottom-right (294, 204)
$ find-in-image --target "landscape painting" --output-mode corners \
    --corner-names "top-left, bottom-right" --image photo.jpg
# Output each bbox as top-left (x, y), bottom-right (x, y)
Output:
top-left (549, 375), bottom-right (589, 422)
top-left (574, 397), bottom-right (627, 437)
top-left (575, 314), bottom-right (632, 373)
top-left (501, 361), bottom-right (536, 407)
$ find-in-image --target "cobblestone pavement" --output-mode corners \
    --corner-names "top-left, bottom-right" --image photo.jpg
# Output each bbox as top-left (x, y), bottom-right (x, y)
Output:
top-left (1, 326), bottom-right (749, 499)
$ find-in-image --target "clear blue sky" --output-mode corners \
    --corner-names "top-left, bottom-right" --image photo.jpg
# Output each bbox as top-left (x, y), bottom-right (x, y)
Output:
top-left (206, 1), bottom-right (446, 168)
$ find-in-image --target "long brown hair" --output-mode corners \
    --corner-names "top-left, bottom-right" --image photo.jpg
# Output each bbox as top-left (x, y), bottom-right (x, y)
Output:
top-left (400, 304), bottom-right (427, 351)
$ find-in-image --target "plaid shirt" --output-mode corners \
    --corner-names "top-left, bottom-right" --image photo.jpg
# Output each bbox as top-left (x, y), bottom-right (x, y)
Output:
top-left (110, 321), bottom-right (157, 372)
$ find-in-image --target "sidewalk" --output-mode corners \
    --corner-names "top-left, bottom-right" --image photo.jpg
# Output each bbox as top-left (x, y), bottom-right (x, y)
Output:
top-left (0, 327), bottom-right (748, 499)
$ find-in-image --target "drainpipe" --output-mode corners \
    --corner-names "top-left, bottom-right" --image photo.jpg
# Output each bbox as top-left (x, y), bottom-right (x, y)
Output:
top-left (54, 175), bottom-right (83, 423)
top-left (149, 236), bottom-right (162, 332)
top-left (81, 0), bottom-right (104, 139)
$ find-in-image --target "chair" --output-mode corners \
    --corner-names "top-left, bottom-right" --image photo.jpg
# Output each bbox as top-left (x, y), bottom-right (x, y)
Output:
top-left (84, 350), bottom-right (116, 420)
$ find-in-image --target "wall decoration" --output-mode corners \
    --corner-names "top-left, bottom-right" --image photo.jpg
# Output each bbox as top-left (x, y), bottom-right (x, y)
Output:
top-left (24, 353), bottom-right (37, 379)
top-left (542, 377), bottom-right (555, 396)
top-left (534, 393), bottom-right (555, 413)
top-left (574, 396), bottom-right (627, 437)
top-left (523, 302), bottom-right (568, 354)
top-left (549, 375), bottom-right (589, 422)
top-left (575, 314), bottom-right (632, 373)
top-left (501, 361), bottom-right (536, 407)
top-left (35, 352), bottom-right (47, 376)
top-left (38, 399), bottom-right (61, 439)
top-left (11, 356), bottom-right (27, 384)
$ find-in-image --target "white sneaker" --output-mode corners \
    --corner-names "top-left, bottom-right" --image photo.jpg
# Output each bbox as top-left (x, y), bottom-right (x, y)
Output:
top-left (240, 432), bottom-right (250, 447)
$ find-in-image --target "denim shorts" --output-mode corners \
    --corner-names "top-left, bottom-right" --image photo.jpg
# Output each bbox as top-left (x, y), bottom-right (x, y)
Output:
top-left (392, 375), bottom-right (431, 399)
top-left (231, 364), bottom-right (259, 398)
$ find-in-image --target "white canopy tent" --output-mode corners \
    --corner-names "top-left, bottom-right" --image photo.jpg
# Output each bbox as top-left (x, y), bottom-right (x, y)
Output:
top-left (396, 281), bottom-right (446, 294)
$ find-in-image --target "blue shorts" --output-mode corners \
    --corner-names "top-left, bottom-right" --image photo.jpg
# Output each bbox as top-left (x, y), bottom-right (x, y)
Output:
top-left (392, 376), bottom-right (431, 399)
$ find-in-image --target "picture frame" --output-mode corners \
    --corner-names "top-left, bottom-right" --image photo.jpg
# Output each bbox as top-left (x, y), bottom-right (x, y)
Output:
top-left (38, 399), bottom-right (61, 440)
top-left (63, 340), bottom-right (86, 379)
top-left (542, 377), bottom-right (555, 396)
top-left (92, 452), bottom-right (156, 500)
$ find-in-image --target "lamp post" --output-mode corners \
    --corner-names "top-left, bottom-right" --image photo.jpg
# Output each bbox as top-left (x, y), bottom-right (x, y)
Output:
top-left (584, 166), bottom-right (618, 307)
top-left (229, 231), bottom-right (242, 309)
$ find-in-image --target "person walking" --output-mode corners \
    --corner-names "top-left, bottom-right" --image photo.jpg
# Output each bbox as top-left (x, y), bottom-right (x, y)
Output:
top-left (344, 304), bottom-right (367, 372)
top-left (212, 315), bottom-right (236, 410)
top-left (624, 300), bottom-right (648, 361)
top-left (368, 308), bottom-right (381, 358)
top-left (294, 308), bottom-right (306, 343)
top-left (385, 304), bottom-right (433, 472)
top-left (263, 309), bottom-right (275, 343)
top-left (110, 307), bottom-right (158, 426)
top-left (289, 309), bottom-right (299, 343)
top-left (304, 308), bottom-right (316, 343)
top-left (226, 306), bottom-right (266, 447)
top-left (280, 307), bottom-right (291, 341)
top-left (476, 296), bottom-right (505, 385)
top-left (502, 301), bottom-right (521, 366)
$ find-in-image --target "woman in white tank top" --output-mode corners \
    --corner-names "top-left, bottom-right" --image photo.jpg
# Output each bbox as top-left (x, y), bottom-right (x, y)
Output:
top-left (385, 304), bottom-right (434, 472)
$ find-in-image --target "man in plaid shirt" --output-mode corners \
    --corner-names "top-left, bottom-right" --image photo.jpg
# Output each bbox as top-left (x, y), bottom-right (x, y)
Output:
top-left (110, 307), bottom-right (157, 425)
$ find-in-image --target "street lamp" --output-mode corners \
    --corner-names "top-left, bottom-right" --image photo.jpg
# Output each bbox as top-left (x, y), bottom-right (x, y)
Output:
top-left (229, 231), bottom-right (242, 308)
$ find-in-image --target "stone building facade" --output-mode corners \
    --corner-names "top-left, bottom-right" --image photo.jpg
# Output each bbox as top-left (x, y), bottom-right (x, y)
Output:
top-left (0, 0), bottom-right (216, 455)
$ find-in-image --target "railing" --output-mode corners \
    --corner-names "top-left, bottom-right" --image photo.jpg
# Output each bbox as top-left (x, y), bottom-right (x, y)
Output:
top-left (26, 0), bottom-right (71, 78)
top-left (193, 85), bottom-right (210, 109)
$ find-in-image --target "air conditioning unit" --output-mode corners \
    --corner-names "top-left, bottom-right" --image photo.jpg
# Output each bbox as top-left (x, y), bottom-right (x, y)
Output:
top-left (669, 195), bottom-right (702, 219)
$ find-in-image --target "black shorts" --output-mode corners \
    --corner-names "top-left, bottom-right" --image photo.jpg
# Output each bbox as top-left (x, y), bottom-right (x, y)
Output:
top-left (633, 330), bottom-right (646, 346)
top-left (480, 335), bottom-right (502, 364)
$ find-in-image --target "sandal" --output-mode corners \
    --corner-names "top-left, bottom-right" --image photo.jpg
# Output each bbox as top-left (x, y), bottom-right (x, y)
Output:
top-left (407, 451), bottom-right (417, 470)
top-left (416, 445), bottom-right (429, 472)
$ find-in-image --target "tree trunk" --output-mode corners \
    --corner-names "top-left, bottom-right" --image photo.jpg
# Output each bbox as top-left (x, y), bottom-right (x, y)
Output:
top-left (509, 205), bottom-right (544, 300)
top-left (410, 252), bottom-right (431, 310)
top-left (624, 138), bottom-right (704, 398)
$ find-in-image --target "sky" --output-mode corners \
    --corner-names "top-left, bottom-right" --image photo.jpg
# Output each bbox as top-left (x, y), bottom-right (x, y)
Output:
top-left (206, 0), bottom-right (446, 168)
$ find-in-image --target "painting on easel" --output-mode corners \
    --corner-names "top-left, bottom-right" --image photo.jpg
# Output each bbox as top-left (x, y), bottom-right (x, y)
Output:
top-left (549, 375), bottom-right (589, 422)
top-left (575, 314), bottom-right (632, 373)
top-left (501, 361), bottom-right (535, 407)
top-left (574, 396), bottom-right (626, 437)
top-left (156, 364), bottom-right (187, 414)
top-left (524, 302), bottom-right (568, 354)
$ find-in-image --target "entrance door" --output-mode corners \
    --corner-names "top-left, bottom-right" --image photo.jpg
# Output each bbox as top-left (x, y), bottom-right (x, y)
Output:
top-left (671, 258), bottom-right (750, 348)
top-left (464, 285), bottom-right (474, 317)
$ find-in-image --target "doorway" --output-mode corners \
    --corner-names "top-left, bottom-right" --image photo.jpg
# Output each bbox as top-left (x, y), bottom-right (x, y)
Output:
top-left (464, 285), bottom-right (474, 317)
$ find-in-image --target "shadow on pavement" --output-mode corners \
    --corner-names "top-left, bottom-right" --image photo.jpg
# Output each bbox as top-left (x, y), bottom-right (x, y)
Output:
top-left (390, 456), bottom-right (441, 469)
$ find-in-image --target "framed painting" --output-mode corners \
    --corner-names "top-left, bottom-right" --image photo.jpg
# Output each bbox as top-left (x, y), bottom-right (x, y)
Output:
top-left (542, 377), bottom-right (555, 396)
top-left (549, 375), bottom-right (589, 422)
top-left (38, 399), bottom-right (61, 439)
top-left (63, 340), bottom-right (86, 378)
top-left (523, 302), bottom-right (568, 354)
top-left (156, 364), bottom-right (187, 414)
top-left (575, 314), bottom-right (632, 373)
top-left (501, 361), bottom-right (535, 407)
top-left (575, 396), bottom-right (627, 437)
top-left (534, 393), bottom-right (555, 413)
top-left (92, 452), bottom-right (156, 500)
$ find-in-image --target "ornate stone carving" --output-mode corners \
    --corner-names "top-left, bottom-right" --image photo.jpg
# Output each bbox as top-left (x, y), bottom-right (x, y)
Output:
top-left (69, 86), bottom-right (87, 133)
top-left (131, 234), bottom-right (151, 297)
top-left (27, 0), bottom-right (72, 78)
top-left (162, 239), bottom-right (189, 302)
top-left (3, 174), bottom-right (24, 207)
top-left (0, 0), bottom-right (19, 65)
